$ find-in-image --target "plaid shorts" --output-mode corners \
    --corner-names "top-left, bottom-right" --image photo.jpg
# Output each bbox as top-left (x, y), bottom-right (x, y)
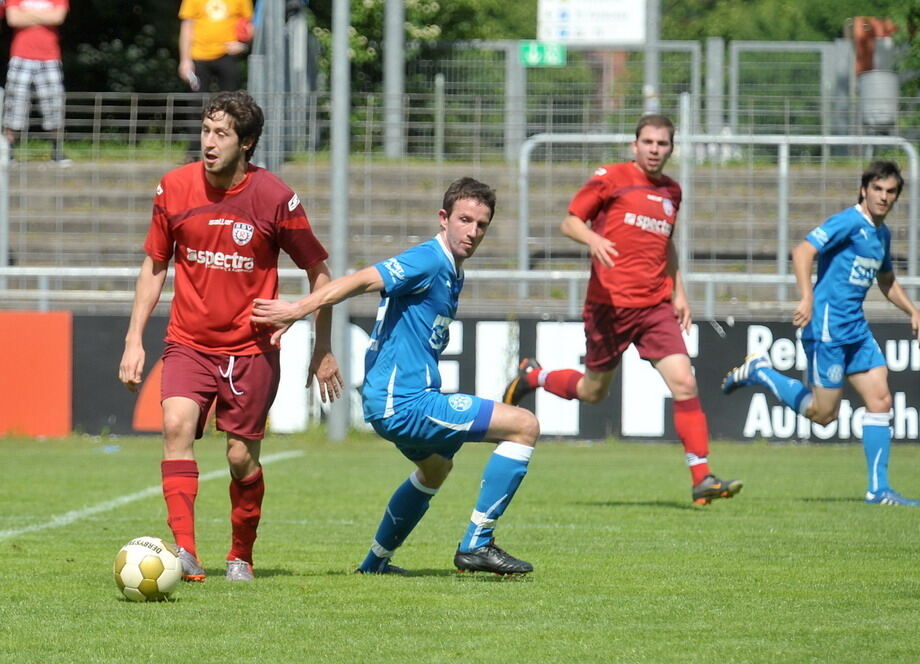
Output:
top-left (3, 56), bottom-right (65, 131)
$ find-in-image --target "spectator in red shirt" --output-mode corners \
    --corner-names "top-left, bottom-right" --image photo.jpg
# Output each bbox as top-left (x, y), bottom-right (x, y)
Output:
top-left (503, 114), bottom-right (743, 506)
top-left (3, 0), bottom-right (70, 165)
top-left (118, 91), bottom-right (343, 582)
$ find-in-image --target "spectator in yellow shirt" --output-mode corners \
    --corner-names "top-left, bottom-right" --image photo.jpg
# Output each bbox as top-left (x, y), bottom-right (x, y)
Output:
top-left (178, 0), bottom-right (253, 92)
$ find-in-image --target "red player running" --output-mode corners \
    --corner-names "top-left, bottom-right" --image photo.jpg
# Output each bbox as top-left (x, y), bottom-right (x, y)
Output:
top-left (503, 114), bottom-right (742, 505)
top-left (119, 91), bottom-right (343, 581)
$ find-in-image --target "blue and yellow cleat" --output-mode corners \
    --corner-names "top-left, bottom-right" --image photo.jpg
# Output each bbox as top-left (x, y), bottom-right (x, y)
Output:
top-left (865, 489), bottom-right (920, 506)
top-left (721, 353), bottom-right (771, 395)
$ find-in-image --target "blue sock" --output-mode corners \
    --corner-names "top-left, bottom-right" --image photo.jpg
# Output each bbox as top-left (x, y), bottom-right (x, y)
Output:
top-left (862, 412), bottom-right (892, 495)
top-left (358, 473), bottom-right (437, 572)
top-left (459, 442), bottom-right (533, 552)
top-left (754, 366), bottom-right (811, 413)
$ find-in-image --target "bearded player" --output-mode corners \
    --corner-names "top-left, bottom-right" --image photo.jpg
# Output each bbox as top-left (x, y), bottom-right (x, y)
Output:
top-left (503, 114), bottom-right (742, 505)
top-left (119, 91), bottom-right (343, 581)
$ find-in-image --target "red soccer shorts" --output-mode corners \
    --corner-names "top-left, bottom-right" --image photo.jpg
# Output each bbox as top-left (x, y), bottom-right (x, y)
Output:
top-left (160, 342), bottom-right (280, 440)
top-left (582, 299), bottom-right (688, 372)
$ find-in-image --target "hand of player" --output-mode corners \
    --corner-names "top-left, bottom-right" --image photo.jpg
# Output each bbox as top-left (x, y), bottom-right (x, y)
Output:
top-left (792, 297), bottom-right (812, 328)
top-left (588, 235), bottom-right (618, 268)
top-left (269, 322), bottom-right (292, 348)
top-left (309, 351), bottom-right (344, 403)
top-left (252, 298), bottom-right (303, 328)
top-left (118, 345), bottom-right (145, 392)
top-left (910, 310), bottom-right (920, 343)
top-left (672, 293), bottom-right (692, 331)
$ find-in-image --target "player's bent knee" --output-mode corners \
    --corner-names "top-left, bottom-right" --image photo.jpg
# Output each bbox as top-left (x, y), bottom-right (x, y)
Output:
top-left (516, 409), bottom-right (540, 445)
top-left (416, 456), bottom-right (453, 487)
top-left (162, 415), bottom-right (195, 442)
top-left (866, 395), bottom-right (892, 413)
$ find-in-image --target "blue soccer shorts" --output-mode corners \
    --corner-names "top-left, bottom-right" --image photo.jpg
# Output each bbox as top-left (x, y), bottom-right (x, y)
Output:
top-left (369, 391), bottom-right (495, 461)
top-left (803, 335), bottom-right (886, 389)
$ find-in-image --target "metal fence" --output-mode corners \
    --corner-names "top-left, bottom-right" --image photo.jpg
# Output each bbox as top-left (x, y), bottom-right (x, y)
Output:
top-left (1, 77), bottom-right (918, 321)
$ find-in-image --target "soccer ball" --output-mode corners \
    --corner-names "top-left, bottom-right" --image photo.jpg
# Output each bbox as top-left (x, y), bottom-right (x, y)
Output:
top-left (113, 536), bottom-right (182, 602)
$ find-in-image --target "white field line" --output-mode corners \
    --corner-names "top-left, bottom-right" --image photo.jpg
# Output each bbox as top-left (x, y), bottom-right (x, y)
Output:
top-left (0, 450), bottom-right (304, 542)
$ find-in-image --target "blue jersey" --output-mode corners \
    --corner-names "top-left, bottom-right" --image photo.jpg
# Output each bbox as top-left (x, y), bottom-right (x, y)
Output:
top-left (362, 235), bottom-right (464, 421)
top-left (803, 205), bottom-right (892, 344)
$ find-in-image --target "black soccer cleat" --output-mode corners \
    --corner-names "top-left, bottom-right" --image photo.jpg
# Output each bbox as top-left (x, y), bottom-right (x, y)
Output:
top-left (454, 542), bottom-right (533, 576)
top-left (502, 358), bottom-right (542, 405)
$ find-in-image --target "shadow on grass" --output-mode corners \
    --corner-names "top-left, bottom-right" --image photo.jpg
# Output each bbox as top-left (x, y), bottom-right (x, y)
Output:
top-left (800, 496), bottom-right (864, 504)
top-left (310, 568), bottom-right (533, 581)
top-left (575, 500), bottom-right (699, 511)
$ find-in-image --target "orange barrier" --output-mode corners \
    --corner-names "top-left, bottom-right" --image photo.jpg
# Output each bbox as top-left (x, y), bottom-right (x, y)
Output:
top-left (0, 311), bottom-right (72, 437)
top-left (132, 359), bottom-right (164, 432)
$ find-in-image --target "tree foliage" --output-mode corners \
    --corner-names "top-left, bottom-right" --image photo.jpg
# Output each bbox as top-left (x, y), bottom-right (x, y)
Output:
top-left (33, 0), bottom-right (917, 94)
top-left (306, 0), bottom-right (536, 90)
top-left (60, 1), bottom-right (182, 92)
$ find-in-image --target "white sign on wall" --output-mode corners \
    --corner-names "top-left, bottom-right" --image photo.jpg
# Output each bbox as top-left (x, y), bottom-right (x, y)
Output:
top-left (537, 0), bottom-right (647, 45)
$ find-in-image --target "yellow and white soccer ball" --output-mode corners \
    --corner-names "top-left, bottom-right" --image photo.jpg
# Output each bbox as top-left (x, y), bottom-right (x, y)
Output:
top-left (113, 536), bottom-right (182, 602)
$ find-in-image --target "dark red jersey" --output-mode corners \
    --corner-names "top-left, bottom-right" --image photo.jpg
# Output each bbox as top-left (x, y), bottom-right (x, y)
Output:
top-left (568, 161), bottom-right (682, 308)
top-left (145, 163), bottom-right (328, 355)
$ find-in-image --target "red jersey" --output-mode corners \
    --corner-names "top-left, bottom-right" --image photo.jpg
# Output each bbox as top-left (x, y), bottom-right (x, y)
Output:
top-left (8, 0), bottom-right (67, 61)
top-left (145, 163), bottom-right (328, 355)
top-left (568, 161), bottom-right (682, 308)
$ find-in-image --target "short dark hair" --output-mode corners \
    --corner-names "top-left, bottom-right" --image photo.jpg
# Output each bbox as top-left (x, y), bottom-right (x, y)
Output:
top-left (202, 91), bottom-right (264, 161)
top-left (858, 160), bottom-right (904, 203)
top-left (442, 177), bottom-right (496, 220)
top-left (635, 114), bottom-right (675, 142)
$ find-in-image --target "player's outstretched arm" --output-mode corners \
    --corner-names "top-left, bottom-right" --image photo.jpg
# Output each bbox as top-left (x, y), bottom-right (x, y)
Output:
top-left (252, 265), bottom-right (385, 329)
top-left (791, 241), bottom-right (817, 328)
top-left (877, 271), bottom-right (920, 342)
top-left (119, 257), bottom-right (169, 392)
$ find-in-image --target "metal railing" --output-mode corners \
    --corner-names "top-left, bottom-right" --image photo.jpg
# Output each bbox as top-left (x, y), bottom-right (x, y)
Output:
top-left (517, 127), bottom-right (920, 301)
top-left (3, 266), bottom-right (919, 323)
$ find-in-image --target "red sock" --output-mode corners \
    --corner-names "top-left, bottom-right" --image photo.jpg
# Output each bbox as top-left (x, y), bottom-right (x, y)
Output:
top-left (673, 397), bottom-right (711, 485)
top-left (543, 369), bottom-right (583, 400)
top-left (161, 459), bottom-right (199, 556)
top-left (228, 467), bottom-right (264, 564)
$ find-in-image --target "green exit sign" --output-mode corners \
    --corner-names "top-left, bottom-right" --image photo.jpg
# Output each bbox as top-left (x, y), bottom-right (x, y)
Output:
top-left (519, 41), bottom-right (567, 67)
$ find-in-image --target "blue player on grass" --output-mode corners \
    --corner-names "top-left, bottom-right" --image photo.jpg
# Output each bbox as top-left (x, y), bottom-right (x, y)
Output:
top-left (251, 177), bottom-right (540, 574)
top-left (722, 161), bottom-right (920, 505)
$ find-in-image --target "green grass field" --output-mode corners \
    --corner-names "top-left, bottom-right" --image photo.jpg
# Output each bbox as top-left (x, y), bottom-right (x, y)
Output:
top-left (1, 431), bottom-right (918, 663)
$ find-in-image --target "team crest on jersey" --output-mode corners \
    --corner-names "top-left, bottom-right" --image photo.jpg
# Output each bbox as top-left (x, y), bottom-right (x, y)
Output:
top-left (288, 193), bottom-right (300, 212)
top-left (662, 199), bottom-right (675, 216)
top-left (156, 184), bottom-right (163, 195)
top-left (232, 222), bottom-right (255, 246)
top-left (448, 394), bottom-right (473, 412)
